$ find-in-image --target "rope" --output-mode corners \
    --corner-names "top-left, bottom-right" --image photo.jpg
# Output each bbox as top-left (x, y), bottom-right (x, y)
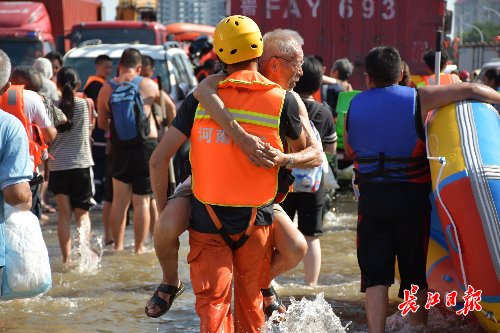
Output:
top-left (425, 117), bottom-right (468, 290)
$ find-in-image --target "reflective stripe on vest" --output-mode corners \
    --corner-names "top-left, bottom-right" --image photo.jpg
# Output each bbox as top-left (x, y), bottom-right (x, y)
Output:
top-left (190, 70), bottom-right (285, 207)
top-left (195, 108), bottom-right (280, 129)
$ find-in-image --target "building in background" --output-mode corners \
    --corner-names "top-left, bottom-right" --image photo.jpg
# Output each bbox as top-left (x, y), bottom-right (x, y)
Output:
top-left (454, 0), bottom-right (500, 39)
top-left (158, 0), bottom-right (226, 26)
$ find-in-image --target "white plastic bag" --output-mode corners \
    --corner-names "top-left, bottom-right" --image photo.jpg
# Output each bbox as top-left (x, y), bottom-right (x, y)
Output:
top-left (322, 153), bottom-right (340, 191)
top-left (1, 205), bottom-right (52, 300)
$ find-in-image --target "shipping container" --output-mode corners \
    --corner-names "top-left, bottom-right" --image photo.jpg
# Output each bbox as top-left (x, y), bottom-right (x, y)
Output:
top-left (9, 0), bottom-right (102, 51)
top-left (41, 0), bottom-right (101, 37)
top-left (230, 0), bottom-right (447, 89)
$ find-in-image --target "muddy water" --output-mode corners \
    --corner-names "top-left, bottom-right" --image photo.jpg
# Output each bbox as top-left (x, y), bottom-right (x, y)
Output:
top-left (0, 191), bottom-right (483, 332)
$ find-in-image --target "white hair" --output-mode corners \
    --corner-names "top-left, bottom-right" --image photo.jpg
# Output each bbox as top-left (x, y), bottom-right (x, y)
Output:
top-left (260, 29), bottom-right (304, 67)
top-left (33, 57), bottom-right (53, 79)
top-left (0, 49), bottom-right (11, 90)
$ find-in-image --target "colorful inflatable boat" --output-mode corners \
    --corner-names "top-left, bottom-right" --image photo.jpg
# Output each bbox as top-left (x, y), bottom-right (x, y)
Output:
top-left (426, 100), bottom-right (500, 332)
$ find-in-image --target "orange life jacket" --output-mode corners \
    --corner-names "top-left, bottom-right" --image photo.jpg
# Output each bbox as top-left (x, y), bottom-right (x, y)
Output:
top-left (0, 85), bottom-right (47, 171)
top-left (190, 70), bottom-right (285, 207)
top-left (83, 75), bottom-right (106, 95)
top-left (422, 73), bottom-right (461, 86)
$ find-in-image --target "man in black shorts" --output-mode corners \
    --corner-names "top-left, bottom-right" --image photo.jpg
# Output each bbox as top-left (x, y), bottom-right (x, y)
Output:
top-left (97, 48), bottom-right (170, 253)
top-left (345, 46), bottom-right (500, 333)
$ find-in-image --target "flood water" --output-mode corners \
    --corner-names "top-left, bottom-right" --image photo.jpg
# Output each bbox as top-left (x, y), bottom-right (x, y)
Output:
top-left (0, 190), bottom-right (484, 332)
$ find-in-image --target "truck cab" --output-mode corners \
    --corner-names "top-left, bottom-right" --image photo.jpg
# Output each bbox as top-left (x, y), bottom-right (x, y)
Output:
top-left (70, 21), bottom-right (167, 47)
top-left (0, 2), bottom-right (55, 67)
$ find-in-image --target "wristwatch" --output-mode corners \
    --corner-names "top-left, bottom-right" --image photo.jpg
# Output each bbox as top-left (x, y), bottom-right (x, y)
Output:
top-left (285, 155), bottom-right (294, 170)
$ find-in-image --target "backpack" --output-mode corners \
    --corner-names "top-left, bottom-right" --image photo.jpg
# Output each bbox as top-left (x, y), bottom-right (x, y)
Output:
top-left (108, 76), bottom-right (150, 145)
top-left (0, 86), bottom-right (48, 171)
top-left (292, 102), bottom-right (324, 193)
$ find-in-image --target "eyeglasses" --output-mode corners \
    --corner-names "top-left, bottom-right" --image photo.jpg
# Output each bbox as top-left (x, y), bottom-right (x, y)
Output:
top-left (272, 56), bottom-right (304, 70)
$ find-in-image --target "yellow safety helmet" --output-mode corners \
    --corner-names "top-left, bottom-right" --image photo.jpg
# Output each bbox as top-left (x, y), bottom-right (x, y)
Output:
top-left (213, 15), bottom-right (263, 65)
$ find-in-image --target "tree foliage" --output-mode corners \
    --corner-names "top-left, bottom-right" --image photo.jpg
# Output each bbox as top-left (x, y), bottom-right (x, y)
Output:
top-left (462, 21), bottom-right (500, 42)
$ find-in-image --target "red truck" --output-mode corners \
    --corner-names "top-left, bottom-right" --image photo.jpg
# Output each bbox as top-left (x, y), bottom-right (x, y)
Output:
top-left (0, 0), bottom-right (101, 66)
top-left (230, 0), bottom-right (452, 89)
top-left (70, 20), bottom-right (167, 48)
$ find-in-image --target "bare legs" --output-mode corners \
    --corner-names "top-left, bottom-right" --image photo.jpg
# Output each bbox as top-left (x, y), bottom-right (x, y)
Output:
top-left (110, 178), bottom-right (151, 253)
top-left (101, 200), bottom-right (113, 245)
top-left (55, 194), bottom-right (91, 263)
top-left (303, 236), bottom-right (321, 286)
top-left (365, 285), bottom-right (389, 333)
top-left (365, 285), bottom-right (428, 333)
top-left (56, 194), bottom-right (72, 263)
top-left (145, 196), bottom-right (190, 317)
top-left (270, 207), bottom-right (307, 281)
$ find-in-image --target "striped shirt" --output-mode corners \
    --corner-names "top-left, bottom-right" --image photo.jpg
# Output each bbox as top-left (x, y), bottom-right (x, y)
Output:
top-left (48, 98), bottom-right (94, 171)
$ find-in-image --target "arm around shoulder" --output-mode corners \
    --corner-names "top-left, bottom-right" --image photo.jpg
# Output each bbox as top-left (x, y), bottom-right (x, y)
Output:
top-left (419, 83), bottom-right (500, 124)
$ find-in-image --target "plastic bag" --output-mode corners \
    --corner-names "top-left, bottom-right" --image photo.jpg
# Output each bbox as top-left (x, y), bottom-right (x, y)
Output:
top-left (322, 153), bottom-right (340, 191)
top-left (1, 205), bottom-right (52, 300)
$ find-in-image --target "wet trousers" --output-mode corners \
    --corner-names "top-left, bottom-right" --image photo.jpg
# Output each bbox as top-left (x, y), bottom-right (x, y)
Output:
top-left (188, 225), bottom-right (274, 333)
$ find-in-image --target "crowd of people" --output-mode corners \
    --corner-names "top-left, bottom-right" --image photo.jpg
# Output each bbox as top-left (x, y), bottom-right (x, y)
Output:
top-left (1, 13), bottom-right (500, 333)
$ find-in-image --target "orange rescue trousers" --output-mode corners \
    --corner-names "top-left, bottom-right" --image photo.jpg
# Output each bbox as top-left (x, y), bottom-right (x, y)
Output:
top-left (188, 225), bottom-right (274, 333)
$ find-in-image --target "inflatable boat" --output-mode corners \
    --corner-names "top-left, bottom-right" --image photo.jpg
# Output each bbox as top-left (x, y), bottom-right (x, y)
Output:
top-left (426, 100), bottom-right (500, 332)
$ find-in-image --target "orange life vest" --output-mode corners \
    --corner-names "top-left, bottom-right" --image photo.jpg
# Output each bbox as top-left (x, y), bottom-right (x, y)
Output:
top-left (0, 85), bottom-right (47, 171)
top-left (422, 73), bottom-right (461, 86)
top-left (83, 75), bottom-right (106, 95)
top-left (190, 70), bottom-right (285, 207)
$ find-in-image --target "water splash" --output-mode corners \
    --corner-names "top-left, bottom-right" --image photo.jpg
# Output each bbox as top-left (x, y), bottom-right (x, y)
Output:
top-left (263, 293), bottom-right (351, 333)
top-left (68, 220), bottom-right (102, 274)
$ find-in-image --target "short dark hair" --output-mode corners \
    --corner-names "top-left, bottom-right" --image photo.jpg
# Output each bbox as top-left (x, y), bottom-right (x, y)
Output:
top-left (95, 54), bottom-right (112, 65)
top-left (119, 48), bottom-right (142, 68)
top-left (11, 66), bottom-right (43, 92)
top-left (45, 51), bottom-right (63, 65)
top-left (312, 55), bottom-right (323, 65)
top-left (423, 50), bottom-right (448, 72)
top-left (141, 55), bottom-right (155, 68)
top-left (294, 55), bottom-right (323, 95)
top-left (484, 68), bottom-right (500, 86)
top-left (365, 46), bottom-right (401, 87)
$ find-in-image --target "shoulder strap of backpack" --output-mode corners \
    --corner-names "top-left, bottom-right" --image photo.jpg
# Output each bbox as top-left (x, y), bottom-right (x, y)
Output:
top-left (131, 75), bottom-right (144, 88)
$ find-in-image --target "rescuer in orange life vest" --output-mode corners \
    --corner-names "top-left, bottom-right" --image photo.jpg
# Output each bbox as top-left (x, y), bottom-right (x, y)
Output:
top-left (147, 16), bottom-right (320, 332)
top-left (419, 49), bottom-right (461, 86)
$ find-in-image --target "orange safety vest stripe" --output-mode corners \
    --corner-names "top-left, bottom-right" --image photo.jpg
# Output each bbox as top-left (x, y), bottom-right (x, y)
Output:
top-left (0, 85), bottom-right (47, 171)
top-left (190, 70), bottom-right (285, 207)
